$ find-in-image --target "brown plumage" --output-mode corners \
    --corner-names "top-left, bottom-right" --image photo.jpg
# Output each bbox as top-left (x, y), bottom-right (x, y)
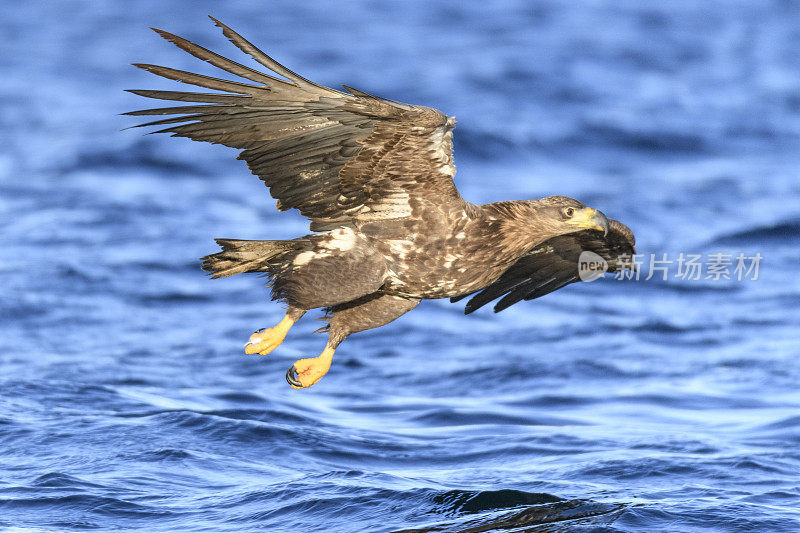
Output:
top-left (127, 17), bottom-right (636, 389)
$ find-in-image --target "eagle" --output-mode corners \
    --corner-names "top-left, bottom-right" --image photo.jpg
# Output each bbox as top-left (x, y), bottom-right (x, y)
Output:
top-left (127, 17), bottom-right (636, 389)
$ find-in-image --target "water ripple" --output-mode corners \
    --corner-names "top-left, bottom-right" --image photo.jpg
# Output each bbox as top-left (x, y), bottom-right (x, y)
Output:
top-left (2, 1), bottom-right (800, 531)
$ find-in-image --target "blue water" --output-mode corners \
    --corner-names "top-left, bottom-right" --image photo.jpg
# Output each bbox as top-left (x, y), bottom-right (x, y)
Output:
top-left (2, 1), bottom-right (800, 531)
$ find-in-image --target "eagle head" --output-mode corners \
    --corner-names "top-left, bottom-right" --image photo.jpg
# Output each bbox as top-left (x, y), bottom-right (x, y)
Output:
top-left (533, 196), bottom-right (610, 237)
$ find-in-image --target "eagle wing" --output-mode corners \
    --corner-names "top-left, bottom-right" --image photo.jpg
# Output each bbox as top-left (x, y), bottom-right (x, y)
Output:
top-left (126, 17), bottom-right (461, 231)
top-left (452, 219), bottom-right (636, 314)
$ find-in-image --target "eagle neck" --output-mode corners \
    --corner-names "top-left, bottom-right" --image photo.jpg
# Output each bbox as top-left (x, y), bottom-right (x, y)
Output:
top-left (479, 200), bottom-right (561, 259)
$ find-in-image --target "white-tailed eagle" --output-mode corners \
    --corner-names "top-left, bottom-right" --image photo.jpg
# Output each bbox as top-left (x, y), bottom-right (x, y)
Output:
top-left (127, 17), bottom-right (636, 388)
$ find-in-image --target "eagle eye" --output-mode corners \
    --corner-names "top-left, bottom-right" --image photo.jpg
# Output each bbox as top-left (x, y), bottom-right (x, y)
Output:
top-left (563, 207), bottom-right (575, 218)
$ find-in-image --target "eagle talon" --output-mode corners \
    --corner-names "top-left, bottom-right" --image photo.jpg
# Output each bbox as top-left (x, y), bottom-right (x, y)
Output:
top-left (244, 330), bottom-right (283, 355)
top-left (286, 366), bottom-right (303, 388)
top-left (244, 315), bottom-right (297, 355)
top-left (285, 345), bottom-right (336, 389)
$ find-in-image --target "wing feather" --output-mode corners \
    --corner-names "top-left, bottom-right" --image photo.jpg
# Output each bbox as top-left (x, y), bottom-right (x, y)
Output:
top-left (125, 89), bottom-right (248, 104)
top-left (150, 28), bottom-right (288, 87)
top-left (126, 18), bottom-right (460, 229)
top-left (130, 63), bottom-right (261, 93)
top-left (456, 219), bottom-right (636, 314)
top-left (209, 16), bottom-right (335, 94)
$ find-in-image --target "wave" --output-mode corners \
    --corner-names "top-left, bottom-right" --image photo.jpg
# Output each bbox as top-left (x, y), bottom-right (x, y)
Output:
top-left (397, 490), bottom-right (625, 532)
top-left (711, 220), bottom-right (800, 245)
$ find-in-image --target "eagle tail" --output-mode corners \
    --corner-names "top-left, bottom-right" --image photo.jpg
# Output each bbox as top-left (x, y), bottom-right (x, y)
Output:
top-left (201, 239), bottom-right (300, 279)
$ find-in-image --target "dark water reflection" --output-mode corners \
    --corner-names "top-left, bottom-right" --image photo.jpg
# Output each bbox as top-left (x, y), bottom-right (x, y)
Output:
top-left (396, 490), bottom-right (626, 532)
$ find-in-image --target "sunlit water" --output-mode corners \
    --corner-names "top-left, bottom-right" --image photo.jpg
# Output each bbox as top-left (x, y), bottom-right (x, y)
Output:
top-left (2, 1), bottom-right (800, 531)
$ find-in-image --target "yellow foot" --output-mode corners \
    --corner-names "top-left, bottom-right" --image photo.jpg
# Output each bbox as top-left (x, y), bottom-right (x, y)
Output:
top-left (244, 315), bottom-right (296, 355)
top-left (286, 345), bottom-right (335, 389)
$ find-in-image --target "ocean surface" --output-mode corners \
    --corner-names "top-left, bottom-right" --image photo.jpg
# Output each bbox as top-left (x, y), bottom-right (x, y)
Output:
top-left (2, 1), bottom-right (800, 531)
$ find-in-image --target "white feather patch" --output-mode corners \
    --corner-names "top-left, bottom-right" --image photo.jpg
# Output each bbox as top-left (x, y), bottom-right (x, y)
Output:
top-left (293, 251), bottom-right (318, 267)
top-left (321, 227), bottom-right (358, 252)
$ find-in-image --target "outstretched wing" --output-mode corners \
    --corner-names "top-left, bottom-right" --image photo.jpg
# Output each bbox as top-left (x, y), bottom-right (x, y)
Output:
top-left (452, 219), bottom-right (636, 314)
top-left (126, 17), bottom-right (461, 231)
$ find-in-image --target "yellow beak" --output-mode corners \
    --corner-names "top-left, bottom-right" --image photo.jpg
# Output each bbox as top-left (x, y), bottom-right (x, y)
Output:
top-left (568, 207), bottom-right (609, 235)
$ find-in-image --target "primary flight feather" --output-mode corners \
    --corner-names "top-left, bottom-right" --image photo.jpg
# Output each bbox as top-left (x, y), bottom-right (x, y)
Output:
top-left (127, 17), bottom-right (636, 389)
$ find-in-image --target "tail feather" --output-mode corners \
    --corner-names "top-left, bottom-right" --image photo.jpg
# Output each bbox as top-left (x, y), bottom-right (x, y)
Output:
top-left (201, 239), bottom-right (299, 278)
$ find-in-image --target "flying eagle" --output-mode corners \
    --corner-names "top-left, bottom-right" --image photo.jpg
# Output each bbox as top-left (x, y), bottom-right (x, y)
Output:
top-left (127, 18), bottom-right (636, 389)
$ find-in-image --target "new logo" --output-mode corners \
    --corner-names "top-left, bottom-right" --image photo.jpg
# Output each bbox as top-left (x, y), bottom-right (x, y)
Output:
top-left (578, 251), bottom-right (608, 282)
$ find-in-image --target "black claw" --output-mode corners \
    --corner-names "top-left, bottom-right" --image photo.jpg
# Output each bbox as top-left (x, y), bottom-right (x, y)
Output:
top-left (285, 365), bottom-right (303, 388)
